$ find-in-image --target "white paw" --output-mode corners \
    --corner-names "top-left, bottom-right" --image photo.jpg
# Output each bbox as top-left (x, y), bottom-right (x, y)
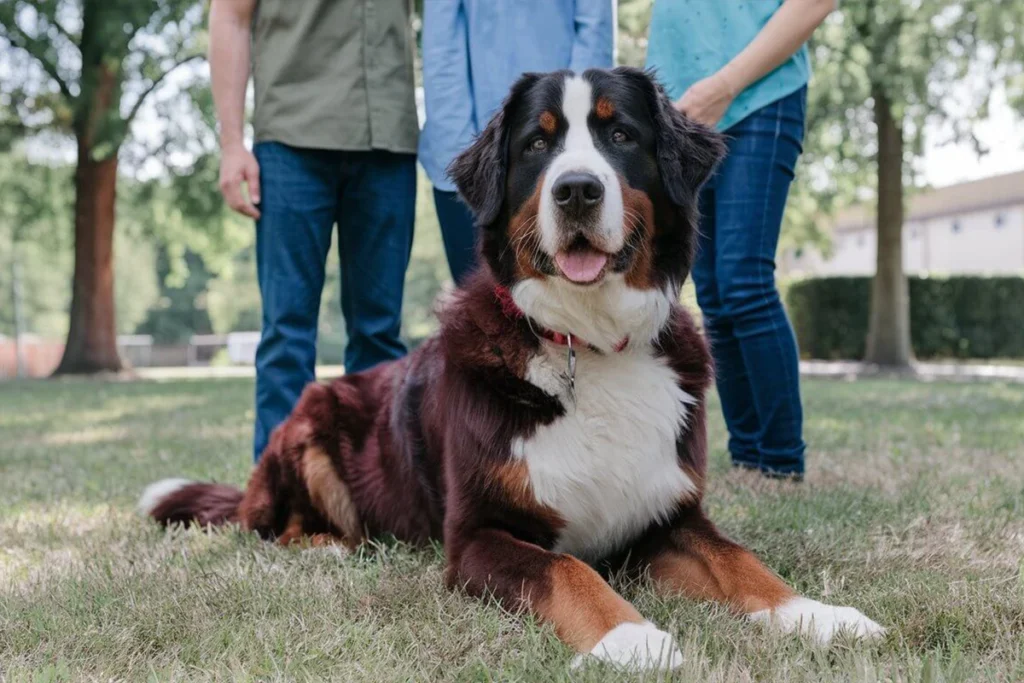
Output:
top-left (571, 621), bottom-right (684, 671)
top-left (750, 597), bottom-right (886, 645)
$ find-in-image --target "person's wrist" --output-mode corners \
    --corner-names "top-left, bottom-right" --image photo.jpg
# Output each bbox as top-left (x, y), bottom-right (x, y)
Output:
top-left (715, 64), bottom-right (742, 100)
top-left (220, 133), bottom-right (246, 154)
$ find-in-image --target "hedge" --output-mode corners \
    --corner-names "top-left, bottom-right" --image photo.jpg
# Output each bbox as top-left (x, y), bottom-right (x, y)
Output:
top-left (785, 276), bottom-right (1024, 360)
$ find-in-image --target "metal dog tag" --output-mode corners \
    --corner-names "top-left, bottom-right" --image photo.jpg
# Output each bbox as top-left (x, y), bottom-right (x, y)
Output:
top-left (566, 334), bottom-right (577, 405)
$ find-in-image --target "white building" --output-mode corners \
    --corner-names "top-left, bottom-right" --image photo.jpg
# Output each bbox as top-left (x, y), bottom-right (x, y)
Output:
top-left (782, 170), bottom-right (1024, 276)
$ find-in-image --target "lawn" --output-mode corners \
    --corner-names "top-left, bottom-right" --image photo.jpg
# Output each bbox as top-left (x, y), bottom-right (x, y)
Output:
top-left (1, 377), bottom-right (1023, 682)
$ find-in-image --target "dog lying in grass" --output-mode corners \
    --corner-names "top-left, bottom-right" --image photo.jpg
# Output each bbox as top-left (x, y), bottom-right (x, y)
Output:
top-left (141, 67), bottom-right (884, 670)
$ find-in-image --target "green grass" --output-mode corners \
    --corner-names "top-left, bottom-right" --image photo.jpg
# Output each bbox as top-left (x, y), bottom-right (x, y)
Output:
top-left (2, 377), bottom-right (1023, 682)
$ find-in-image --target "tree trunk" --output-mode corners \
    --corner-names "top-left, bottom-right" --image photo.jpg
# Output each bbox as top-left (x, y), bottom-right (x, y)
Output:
top-left (864, 86), bottom-right (912, 367)
top-left (53, 137), bottom-right (123, 375)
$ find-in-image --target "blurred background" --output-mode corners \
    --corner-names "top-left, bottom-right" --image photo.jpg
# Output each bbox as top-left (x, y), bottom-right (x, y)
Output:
top-left (1, 0), bottom-right (1022, 378)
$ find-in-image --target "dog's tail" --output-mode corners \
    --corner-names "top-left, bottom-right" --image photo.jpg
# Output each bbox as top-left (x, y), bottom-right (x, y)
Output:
top-left (138, 478), bottom-right (243, 528)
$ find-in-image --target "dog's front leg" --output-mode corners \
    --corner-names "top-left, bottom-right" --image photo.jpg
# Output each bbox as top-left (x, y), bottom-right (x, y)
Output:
top-left (447, 528), bottom-right (683, 670)
top-left (644, 506), bottom-right (885, 644)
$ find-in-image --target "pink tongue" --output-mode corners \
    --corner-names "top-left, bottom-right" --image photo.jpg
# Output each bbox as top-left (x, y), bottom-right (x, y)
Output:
top-left (555, 249), bottom-right (609, 283)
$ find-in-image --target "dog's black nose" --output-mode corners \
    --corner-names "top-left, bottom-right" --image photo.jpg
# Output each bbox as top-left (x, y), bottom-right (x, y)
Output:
top-left (552, 172), bottom-right (604, 213)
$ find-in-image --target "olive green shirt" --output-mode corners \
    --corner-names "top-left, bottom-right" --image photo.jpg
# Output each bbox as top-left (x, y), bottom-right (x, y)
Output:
top-left (251, 0), bottom-right (418, 154)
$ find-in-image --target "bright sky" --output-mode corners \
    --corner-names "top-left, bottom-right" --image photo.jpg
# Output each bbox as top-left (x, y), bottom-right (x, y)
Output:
top-left (918, 87), bottom-right (1024, 188)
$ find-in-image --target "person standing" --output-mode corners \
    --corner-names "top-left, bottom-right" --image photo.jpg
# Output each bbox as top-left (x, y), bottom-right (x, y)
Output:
top-left (209, 0), bottom-right (419, 461)
top-left (419, 0), bottom-right (615, 285)
top-left (646, 0), bottom-right (837, 478)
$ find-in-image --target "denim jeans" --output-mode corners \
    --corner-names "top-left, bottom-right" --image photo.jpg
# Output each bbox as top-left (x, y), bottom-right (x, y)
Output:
top-left (432, 188), bottom-right (478, 286)
top-left (692, 87), bottom-right (807, 476)
top-left (252, 142), bottom-right (415, 460)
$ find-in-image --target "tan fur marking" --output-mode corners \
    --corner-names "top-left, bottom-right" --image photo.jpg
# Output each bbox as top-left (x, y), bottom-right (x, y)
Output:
top-left (535, 555), bottom-right (645, 651)
top-left (620, 181), bottom-right (657, 289)
top-left (650, 545), bottom-right (794, 614)
top-left (595, 96), bottom-right (615, 120)
top-left (539, 111), bottom-right (557, 134)
top-left (507, 173), bottom-right (546, 280)
top-left (276, 513), bottom-right (305, 546)
top-left (488, 460), bottom-right (564, 529)
top-left (309, 533), bottom-right (346, 547)
top-left (491, 459), bottom-right (533, 502)
top-left (303, 446), bottom-right (363, 549)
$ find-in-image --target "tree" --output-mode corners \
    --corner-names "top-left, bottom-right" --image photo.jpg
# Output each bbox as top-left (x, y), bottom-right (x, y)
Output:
top-left (805, 1), bottom-right (1024, 366)
top-left (0, 0), bottom-right (206, 373)
top-left (0, 150), bottom-right (174, 344)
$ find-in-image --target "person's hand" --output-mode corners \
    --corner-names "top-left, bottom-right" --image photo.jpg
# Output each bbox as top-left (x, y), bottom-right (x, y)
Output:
top-left (674, 70), bottom-right (739, 128)
top-left (219, 143), bottom-right (261, 219)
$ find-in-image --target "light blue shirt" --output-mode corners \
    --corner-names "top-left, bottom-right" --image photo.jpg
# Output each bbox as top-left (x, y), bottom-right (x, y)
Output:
top-left (645, 0), bottom-right (811, 132)
top-left (419, 0), bottom-right (615, 192)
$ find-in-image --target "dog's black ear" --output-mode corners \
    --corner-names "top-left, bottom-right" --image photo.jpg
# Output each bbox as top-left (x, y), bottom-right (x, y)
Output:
top-left (447, 73), bottom-right (539, 227)
top-left (615, 67), bottom-right (727, 206)
top-left (656, 96), bottom-right (727, 206)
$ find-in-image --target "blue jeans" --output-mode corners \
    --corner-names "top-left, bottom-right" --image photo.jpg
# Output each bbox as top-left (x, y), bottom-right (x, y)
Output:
top-left (433, 189), bottom-right (478, 286)
top-left (252, 143), bottom-right (415, 460)
top-left (693, 88), bottom-right (807, 476)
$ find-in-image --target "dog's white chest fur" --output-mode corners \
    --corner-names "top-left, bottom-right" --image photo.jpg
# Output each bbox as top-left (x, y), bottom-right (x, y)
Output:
top-left (514, 345), bottom-right (697, 562)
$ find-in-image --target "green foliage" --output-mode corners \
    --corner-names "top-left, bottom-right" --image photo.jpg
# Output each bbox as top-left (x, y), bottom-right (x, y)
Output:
top-left (113, 228), bottom-right (159, 335)
top-left (135, 249), bottom-right (214, 344)
top-left (0, 153), bottom-right (72, 337)
top-left (786, 276), bottom-right (1024, 360)
top-left (0, 152), bottom-right (159, 337)
top-left (206, 249), bottom-right (261, 337)
top-left (401, 172), bottom-right (451, 345)
top-left (0, 150), bottom-right (217, 339)
top-left (617, 0), bottom-right (654, 68)
top-left (0, 0), bottom-right (207, 156)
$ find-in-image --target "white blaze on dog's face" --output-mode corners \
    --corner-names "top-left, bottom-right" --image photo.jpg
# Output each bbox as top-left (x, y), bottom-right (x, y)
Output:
top-left (537, 76), bottom-right (626, 285)
top-left (448, 68), bottom-right (725, 346)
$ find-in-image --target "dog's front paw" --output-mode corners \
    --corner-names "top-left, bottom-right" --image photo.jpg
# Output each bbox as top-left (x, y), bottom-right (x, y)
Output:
top-left (571, 621), bottom-right (684, 671)
top-left (750, 597), bottom-right (886, 644)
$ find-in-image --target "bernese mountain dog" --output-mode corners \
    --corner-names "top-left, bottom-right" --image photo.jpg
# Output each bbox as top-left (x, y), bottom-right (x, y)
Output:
top-left (140, 68), bottom-right (883, 670)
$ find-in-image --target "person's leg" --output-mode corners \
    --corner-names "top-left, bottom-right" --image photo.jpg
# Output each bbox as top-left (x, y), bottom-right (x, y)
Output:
top-left (252, 143), bottom-right (338, 461)
top-left (692, 175), bottom-right (762, 468)
top-left (712, 89), bottom-right (807, 476)
top-left (335, 151), bottom-right (416, 373)
top-left (433, 188), bottom-right (478, 286)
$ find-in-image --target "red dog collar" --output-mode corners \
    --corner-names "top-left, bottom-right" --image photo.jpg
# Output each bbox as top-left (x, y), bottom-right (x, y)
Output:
top-left (493, 285), bottom-right (628, 353)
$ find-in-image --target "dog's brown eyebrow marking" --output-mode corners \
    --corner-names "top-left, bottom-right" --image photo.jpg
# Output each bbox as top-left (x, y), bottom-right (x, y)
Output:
top-left (594, 97), bottom-right (615, 120)
top-left (539, 111), bottom-right (557, 134)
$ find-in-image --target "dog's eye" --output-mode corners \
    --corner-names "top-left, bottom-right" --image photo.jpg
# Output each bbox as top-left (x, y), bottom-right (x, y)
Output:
top-left (528, 136), bottom-right (548, 153)
top-left (611, 129), bottom-right (630, 144)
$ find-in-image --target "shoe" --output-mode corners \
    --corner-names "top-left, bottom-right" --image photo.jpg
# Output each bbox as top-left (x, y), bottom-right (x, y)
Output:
top-left (731, 461), bottom-right (804, 482)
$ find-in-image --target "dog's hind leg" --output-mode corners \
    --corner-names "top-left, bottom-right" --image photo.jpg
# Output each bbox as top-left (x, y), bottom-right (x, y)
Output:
top-left (300, 445), bottom-right (363, 550)
top-left (643, 506), bottom-right (885, 644)
top-left (237, 381), bottom-right (364, 549)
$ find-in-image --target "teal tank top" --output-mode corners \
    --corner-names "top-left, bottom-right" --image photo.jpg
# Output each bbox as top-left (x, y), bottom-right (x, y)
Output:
top-left (644, 0), bottom-right (811, 132)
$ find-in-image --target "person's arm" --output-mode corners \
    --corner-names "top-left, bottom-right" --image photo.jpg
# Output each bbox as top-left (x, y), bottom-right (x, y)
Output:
top-left (422, 0), bottom-right (476, 181)
top-left (209, 0), bottom-right (260, 219)
top-left (569, 0), bottom-right (615, 71)
top-left (676, 0), bottom-right (837, 126)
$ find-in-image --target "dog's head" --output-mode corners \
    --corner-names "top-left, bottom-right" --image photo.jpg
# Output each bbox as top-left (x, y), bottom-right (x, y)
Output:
top-left (449, 68), bottom-right (725, 348)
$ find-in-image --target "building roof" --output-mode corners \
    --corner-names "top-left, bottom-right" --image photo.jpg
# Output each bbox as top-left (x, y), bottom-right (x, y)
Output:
top-left (834, 169), bottom-right (1024, 233)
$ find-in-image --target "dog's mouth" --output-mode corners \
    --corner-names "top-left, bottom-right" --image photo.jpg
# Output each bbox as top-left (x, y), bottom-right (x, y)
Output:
top-left (554, 235), bottom-right (610, 285)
